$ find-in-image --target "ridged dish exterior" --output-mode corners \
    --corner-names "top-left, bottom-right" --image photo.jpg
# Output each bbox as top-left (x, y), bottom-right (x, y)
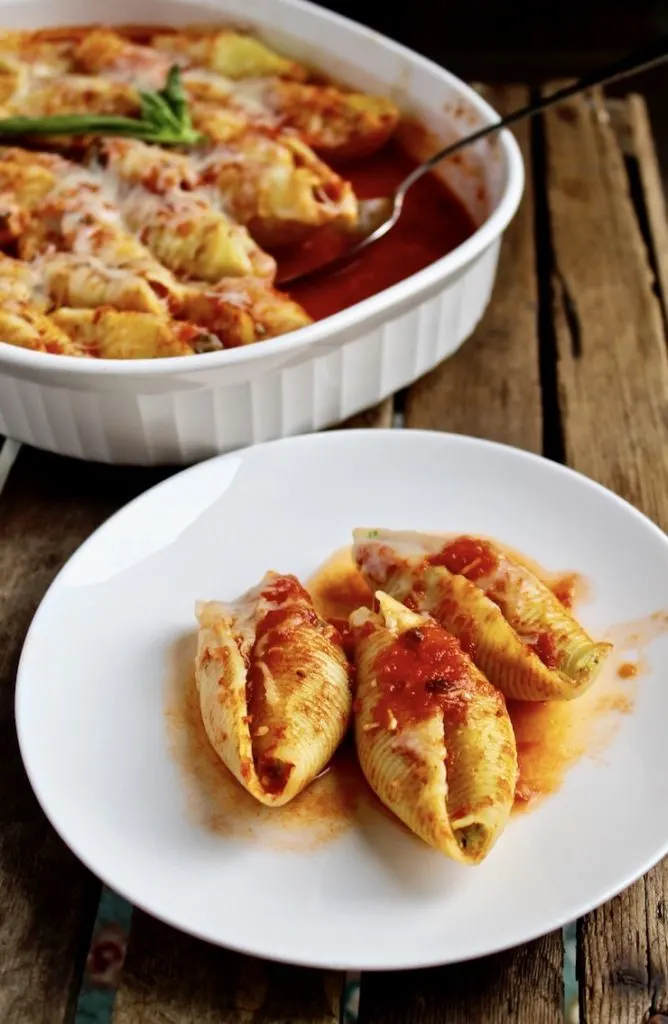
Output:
top-left (0, 241), bottom-right (499, 464)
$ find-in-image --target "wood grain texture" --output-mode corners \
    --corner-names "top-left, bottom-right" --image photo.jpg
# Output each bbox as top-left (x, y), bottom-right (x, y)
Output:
top-left (0, 444), bottom-right (166, 1024)
top-left (541, 86), bottom-right (668, 1024)
top-left (359, 87), bottom-right (562, 1024)
top-left (543, 86), bottom-right (668, 526)
top-left (405, 85), bottom-right (542, 454)
top-left (113, 914), bottom-right (340, 1024)
top-left (359, 935), bottom-right (564, 1024)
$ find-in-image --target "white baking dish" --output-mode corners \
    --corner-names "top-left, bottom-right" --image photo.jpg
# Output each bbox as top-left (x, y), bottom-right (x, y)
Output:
top-left (0, 0), bottom-right (523, 464)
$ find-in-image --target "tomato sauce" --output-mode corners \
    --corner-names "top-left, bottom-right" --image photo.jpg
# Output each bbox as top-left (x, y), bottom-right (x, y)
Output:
top-left (245, 573), bottom-right (347, 796)
top-left (366, 622), bottom-right (475, 730)
top-left (282, 140), bottom-right (477, 321)
top-left (551, 573), bottom-right (579, 609)
top-left (527, 632), bottom-right (560, 669)
top-left (429, 536), bottom-right (498, 580)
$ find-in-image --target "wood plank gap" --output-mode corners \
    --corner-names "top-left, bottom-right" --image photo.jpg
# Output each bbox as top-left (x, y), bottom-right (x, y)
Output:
top-left (530, 89), bottom-right (567, 462)
top-left (619, 150), bottom-right (668, 336)
top-left (72, 885), bottom-right (135, 1024)
top-left (601, 90), bottom-right (668, 341)
top-left (617, 94), bottom-right (668, 333)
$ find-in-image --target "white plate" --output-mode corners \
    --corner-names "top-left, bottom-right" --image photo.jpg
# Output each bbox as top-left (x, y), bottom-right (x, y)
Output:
top-left (16, 430), bottom-right (668, 970)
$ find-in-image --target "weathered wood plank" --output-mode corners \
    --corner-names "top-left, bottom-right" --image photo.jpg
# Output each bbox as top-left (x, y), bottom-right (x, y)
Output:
top-left (114, 914), bottom-right (340, 1024)
top-left (360, 936), bottom-right (564, 1024)
top-left (405, 85), bottom-right (542, 454)
top-left (544, 86), bottom-right (668, 534)
top-left (0, 443), bottom-right (166, 1024)
top-left (542, 85), bottom-right (668, 1024)
top-left (361, 87), bottom-right (562, 1024)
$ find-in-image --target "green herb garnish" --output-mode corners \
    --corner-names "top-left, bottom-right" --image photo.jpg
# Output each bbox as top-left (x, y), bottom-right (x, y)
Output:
top-left (0, 66), bottom-right (204, 146)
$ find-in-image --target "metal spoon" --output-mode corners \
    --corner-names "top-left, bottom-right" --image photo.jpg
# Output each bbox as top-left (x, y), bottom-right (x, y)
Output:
top-left (278, 35), bottom-right (668, 288)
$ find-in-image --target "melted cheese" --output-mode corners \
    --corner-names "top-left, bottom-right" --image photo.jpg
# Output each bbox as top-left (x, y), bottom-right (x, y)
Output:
top-left (0, 24), bottom-right (401, 357)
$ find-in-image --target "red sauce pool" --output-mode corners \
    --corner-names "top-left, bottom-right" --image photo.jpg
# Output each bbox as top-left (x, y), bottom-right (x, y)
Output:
top-left (281, 141), bottom-right (477, 321)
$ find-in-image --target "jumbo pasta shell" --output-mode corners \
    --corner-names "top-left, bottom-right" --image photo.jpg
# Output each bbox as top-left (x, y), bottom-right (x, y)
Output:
top-left (353, 529), bottom-right (611, 702)
top-left (351, 592), bottom-right (517, 864)
top-left (195, 572), bottom-right (352, 806)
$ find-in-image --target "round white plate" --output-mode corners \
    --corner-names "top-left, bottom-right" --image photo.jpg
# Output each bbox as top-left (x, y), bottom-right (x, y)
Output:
top-left (16, 430), bottom-right (668, 970)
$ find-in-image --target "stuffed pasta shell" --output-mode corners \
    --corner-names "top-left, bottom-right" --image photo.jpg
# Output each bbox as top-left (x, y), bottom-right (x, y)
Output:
top-left (51, 308), bottom-right (221, 358)
top-left (353, 529), bottom-right (612, 702)
top-left (98, 138), bottom-right (197, 192)
top-left (151, 30), bottom-right (306, 81)
top-left (0, 32), bottom-right (74, 75)
top-left (0, 153), bottom-right (58, 244)
top-left (0, 148), bottom-right (187, 310)
top-left (351, 592), bottom-right (517, 864)
top-left (190, 101), bottom-right (267, 145)
top-left (187, 68), bottom-right (399, 161)
top-left (0, 252), bottom-right (44, 304)
top-left (0, 69), bottom-right (138, 118)
top-left (101, 139), bottom-right (276, 281)
top-left (183, 69), bottom-right (280, 143)
top-left (182, 277), bottom-right (312, 347)
top-left (39, 252), bottom-right (173, 316)
top-left (197, 133), bottom-right (358, 247)
top-left (120, 186), bottom-right (275, 282)
top-left (73, 29), bottom-right (172, 89)
top-left (259, 80), bottom-right (400, 160)
top-left (0, 257), bottom-right (85, 355)
top-left (195, 572), bottom-right (352, 806)
top-left (0, 302), bottom-right (84, 355)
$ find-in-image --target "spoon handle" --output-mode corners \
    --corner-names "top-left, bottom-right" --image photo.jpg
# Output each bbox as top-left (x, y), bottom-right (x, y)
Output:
top-left (398, 34), bottom-right (668, 196)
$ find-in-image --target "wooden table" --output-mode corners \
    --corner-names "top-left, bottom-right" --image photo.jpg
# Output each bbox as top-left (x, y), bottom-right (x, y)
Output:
top-left (2, 85), bottom-right (668, 1024)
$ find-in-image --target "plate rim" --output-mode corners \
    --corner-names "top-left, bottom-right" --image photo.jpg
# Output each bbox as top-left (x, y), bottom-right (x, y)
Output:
top-left (15, 429), bottom-right (668, 970)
